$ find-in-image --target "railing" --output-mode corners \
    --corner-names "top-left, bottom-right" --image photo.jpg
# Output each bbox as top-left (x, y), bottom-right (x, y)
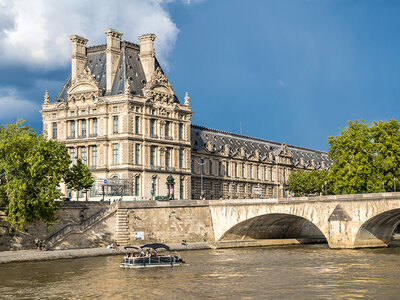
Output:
top-left (165, 136), bottom-right (173, 140)
top-left (45, 202), bottom-right (119, 248)
top-left (67, 136), bottom-right (75, 140)
top-left (89, 133), bottom-right (98, 137)
top-left (166, 167), bottom-right (175, 171)
top-left (151, 134), bottom-right (158, 138)
top-left (89, 165), bottom-right (97, 171)
top-left (151, 166), bottom-right (161, 170)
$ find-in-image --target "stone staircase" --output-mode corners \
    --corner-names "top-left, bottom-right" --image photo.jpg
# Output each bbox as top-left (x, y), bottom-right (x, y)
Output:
top-left (45, 202), bottom-right (119, 249)
top-left (115, 209), bottom-right (130, 246)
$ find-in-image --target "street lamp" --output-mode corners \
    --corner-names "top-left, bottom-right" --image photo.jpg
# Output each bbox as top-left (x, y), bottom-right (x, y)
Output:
top-left (195, 158), bottom-right (206, 200)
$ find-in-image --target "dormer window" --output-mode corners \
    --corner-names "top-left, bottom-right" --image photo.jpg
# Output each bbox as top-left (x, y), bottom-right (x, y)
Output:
top-left (71, 111), bottom-right (75, 116)
top-left (113, 106), bottom-right (118, 113)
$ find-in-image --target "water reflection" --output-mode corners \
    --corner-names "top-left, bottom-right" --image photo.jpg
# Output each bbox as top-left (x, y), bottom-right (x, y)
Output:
top-left (1, 245), bottom-right (400, 299)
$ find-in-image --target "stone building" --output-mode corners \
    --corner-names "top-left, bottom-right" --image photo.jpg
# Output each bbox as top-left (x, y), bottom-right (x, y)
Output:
top-left (41, 29), bottom-right (330, 200)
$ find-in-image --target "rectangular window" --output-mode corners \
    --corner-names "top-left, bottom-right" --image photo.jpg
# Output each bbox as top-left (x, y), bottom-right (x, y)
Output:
top-left (179, 123), bottom-right (183, 140)
top-left (113, 106), bottom-right (118, 113)
top-left (135, 144), bottom-right (141, 164)
top-left (265, 166), bottom-right (268, 180)
top-left (270, 167), bottom-right (273, 181)
top-left (226, 161), bottom-right (229, 177)
top-left (92, 146), bottom-right (97, 167)
top-left (150, 146), bottom-right (156, 166)
top-left (179, 148), bottom-right (184, 168)
top-left (150, 119), bottom-right (155, 136)
top-left (257, 165), bottom-right (260, 180)
top-left (135, 116), bottom-right (140, 134)
top-left (218, 161), bottom-right (222, 176)
top-left (191, 156), bottom-right (194, 172)
top-left (81, 147), bottom-right (87, 165)
top-left (93, 109), bottom-right (97, 114)
top-left (165, 147), bottom-right (171, 168)
top-left (165, 121), bottom-right (170, 138)
top-left (70, 121), bottom-right (75, 138)
top-left (135, 176), bottom-right (140, 196)
top-left (52, 122), bottom-right (57, 139)
top-left (81, 119), bottom-right (86, 137)
top-left (209, 159), bottom-right (213, 175)
top-left (235, 162), bottom-right (238, 177)
top-left (113, 144), bottom-right (118, 164)
top-left (93, 118), bottom-right (98, 135)
top-left (70, 148), bottom-right (75, 164)
top-left (71, 111), bottom-right (75, 116)
top-left (250, 165), bottom-right (253, 179)
top-left (52, 113), bottom-right (56, 119)
top-left (201, 158), bottom-right (204, 174)
top-left (242, 164), bottom-right (246, 178)
top-left (113, 116), bottom-right (118, 133)
top-left (180, 177), bottom-right (184, 200)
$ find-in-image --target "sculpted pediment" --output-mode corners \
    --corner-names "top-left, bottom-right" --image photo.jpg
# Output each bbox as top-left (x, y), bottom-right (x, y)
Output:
top-left (67, 67), bottom-right (102, 101)
top-left (145, 67), bottom-right (175, 104)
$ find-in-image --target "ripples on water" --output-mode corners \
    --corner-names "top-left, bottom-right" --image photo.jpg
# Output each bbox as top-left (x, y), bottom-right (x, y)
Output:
top-left (1, 245), bottom-right (400, 299)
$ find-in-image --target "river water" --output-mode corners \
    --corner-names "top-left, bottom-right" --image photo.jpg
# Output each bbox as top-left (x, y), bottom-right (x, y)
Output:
top-left (1, 245), bottom-right (400, 299)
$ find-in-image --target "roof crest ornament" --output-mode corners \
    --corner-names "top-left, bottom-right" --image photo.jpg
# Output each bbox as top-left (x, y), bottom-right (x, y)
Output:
top-left (44, 90), bottom-right (50, 104)
top-left (184, 92), bottom-right (190, 106)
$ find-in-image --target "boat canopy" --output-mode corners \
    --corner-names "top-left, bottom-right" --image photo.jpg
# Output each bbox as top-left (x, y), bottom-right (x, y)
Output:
top-left (141, 243), bottom-right (170, 251)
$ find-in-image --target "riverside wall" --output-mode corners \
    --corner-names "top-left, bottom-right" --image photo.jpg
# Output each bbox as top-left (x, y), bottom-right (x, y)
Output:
top-left (0, 202), bottom-right (111, 251)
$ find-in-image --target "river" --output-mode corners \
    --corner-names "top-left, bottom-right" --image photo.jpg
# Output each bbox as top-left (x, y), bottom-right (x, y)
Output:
top-left (1, 245), bottom-right (400, 299)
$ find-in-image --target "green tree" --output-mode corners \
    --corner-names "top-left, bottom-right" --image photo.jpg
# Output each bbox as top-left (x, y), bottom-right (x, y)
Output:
top-left (370, 120), bottom-right (400, 192)
top-left (287, 169), bottom-right (329, 196)
top-left (64, 158), bottom-right (94, 201)
top-left (0, 120), bottom-right (71, 230)
top-left (327, 120), bottom-right (375, 194)
top-left (327, 119), bottom-right (400, 194)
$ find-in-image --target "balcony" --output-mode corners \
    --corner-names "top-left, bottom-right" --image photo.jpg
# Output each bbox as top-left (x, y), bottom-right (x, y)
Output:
top-left (89, 165), bottom-right (97, 171)
top-left (78, 134), bottom-right (87, 138)
top-left (166, 167), bottom-right (175, 171)
top-left (89, 133), bottom-right (98, 138)
top-left (165, 136), bottom-right (173, 140)
top-left (67, 135), bottom-right (75, 140)
top-left (151, 134), bottom-right (158, 138)
top-left (151, 165), bottom-right (161, 170)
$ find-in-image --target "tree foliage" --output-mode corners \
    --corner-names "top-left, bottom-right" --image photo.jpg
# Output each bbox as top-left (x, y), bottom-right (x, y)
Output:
top-left (288, 119), bottom-right (400, 196)
top-left (0, 120), bottom-right (71, 230)
top-left (328, 119), bottom-right (400, 194)
top-left (64, 158), bottom-right (94, 201)
top-left (286, 169), bottom-right (329, 196)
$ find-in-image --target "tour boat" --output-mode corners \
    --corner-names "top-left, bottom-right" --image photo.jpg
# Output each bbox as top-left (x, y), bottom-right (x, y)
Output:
top-left (120, 243), bottom-right (185, 268)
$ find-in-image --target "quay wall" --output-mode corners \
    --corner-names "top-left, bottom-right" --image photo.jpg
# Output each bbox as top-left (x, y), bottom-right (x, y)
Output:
top-left (0, 202), bottom-right (111, 251)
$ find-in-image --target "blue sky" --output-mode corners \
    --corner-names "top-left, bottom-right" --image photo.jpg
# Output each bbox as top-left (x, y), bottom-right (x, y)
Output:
top-left (0, 0), bottom-right (399, 151)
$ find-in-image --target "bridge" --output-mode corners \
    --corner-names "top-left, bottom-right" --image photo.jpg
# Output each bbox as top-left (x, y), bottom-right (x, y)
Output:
top-left (209, 192), bottom-right (400, 249)
top-left (43, 192), bottom-right (400, 250)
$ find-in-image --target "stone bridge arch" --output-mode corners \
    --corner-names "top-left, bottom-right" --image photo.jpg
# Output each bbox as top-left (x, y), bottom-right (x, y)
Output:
top-left (209, 193), bottom-right (400, 249)
top-left (353, 208), bottom-right (400, 248)
top-left (220, 213), bottom-right (327, 242)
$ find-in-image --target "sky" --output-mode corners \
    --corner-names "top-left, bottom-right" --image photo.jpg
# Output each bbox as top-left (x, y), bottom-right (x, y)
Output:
top-left (0, 0), bottom-right (400, 151)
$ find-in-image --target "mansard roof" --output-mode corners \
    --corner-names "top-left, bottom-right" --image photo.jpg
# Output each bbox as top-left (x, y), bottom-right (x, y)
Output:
top-left (190, 125), bottom-right (331, 170)
top-left (55, 41), bottom-right (175, 102)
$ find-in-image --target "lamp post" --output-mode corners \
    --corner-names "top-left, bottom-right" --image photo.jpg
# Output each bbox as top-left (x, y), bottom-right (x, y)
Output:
top-left (195, 158), bottom-right (206, 199)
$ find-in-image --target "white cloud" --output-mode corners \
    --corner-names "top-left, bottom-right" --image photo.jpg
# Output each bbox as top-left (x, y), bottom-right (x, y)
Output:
top-left (278, 79), bottom-right (286, 86)
top-left (0, 88), bottom-right (40, 122)
top-left (0, 0), bottom-right (180, 70)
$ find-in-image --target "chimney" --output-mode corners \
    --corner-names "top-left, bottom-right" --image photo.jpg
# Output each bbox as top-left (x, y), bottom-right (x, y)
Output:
top-left (104, 29), bottom-right (123, 92)
top-left (138, 33), bottom-right (157, 83)
top-left (69, 35), bottom-right (88, 82)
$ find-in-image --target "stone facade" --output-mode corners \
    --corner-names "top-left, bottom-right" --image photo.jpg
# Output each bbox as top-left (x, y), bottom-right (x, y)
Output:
top-left (41, 29), bottom-right (329, 201)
